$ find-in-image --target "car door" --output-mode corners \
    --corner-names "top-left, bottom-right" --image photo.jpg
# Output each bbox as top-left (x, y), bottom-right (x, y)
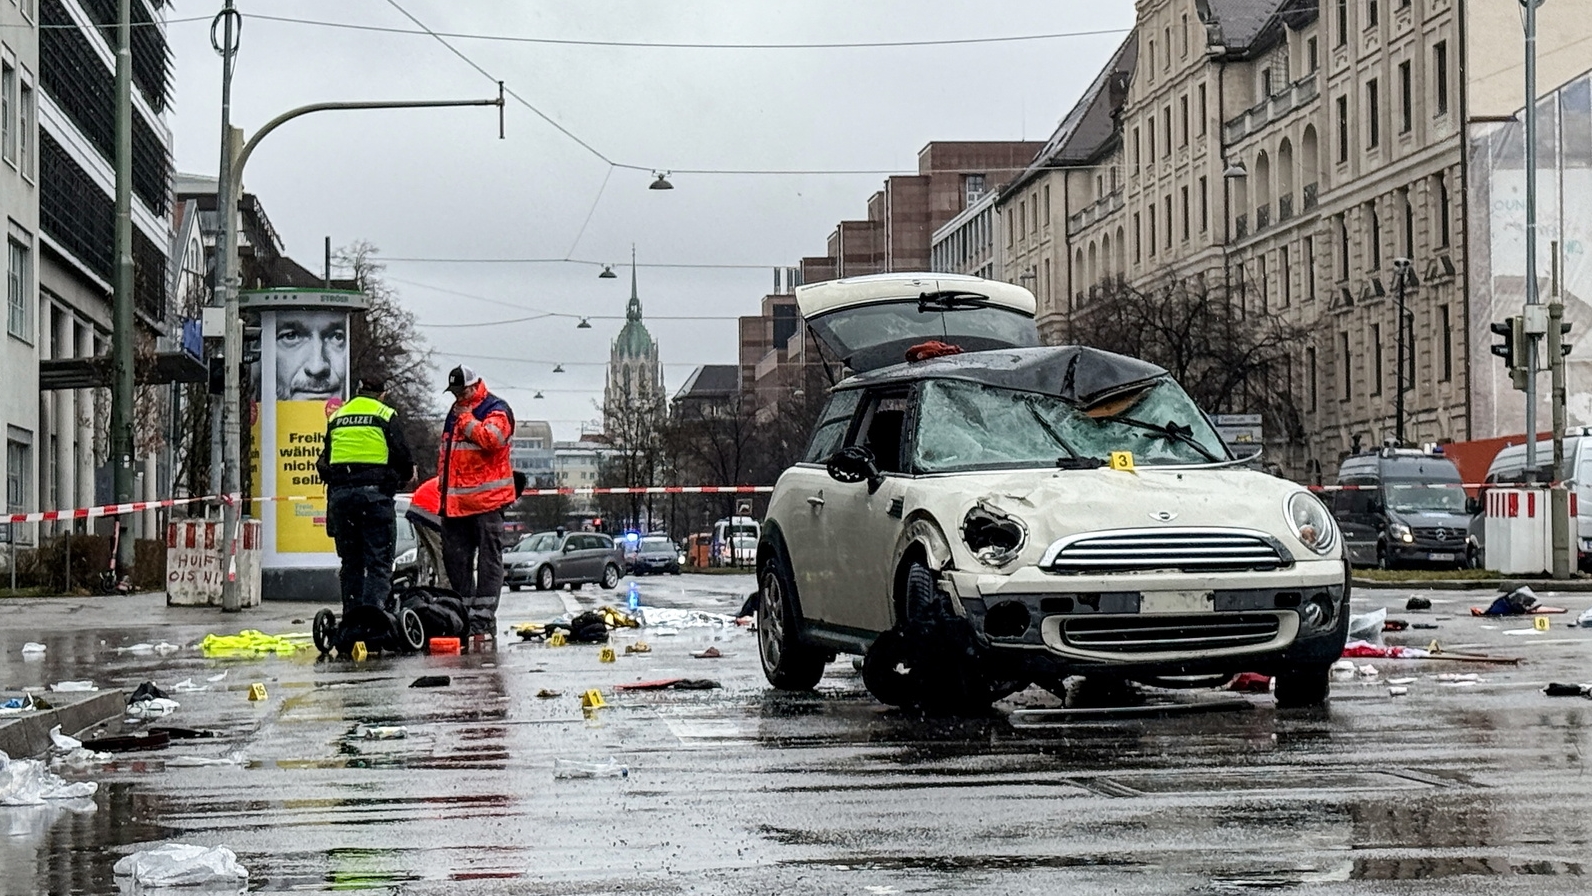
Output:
top-left (777, 389), bottom-right (863, 621)
top-left (591, 534), bottom-right (618, 580)
top-left (553, 533), bottom-right (581, 580)
top-left (815, 387), bottom-right (913, 634)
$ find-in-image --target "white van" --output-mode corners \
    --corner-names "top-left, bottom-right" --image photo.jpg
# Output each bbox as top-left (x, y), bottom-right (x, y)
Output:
top-left (1483, 429), bottom-right (1592, 569)
top-left (712, 516), bottom-right (759, 565)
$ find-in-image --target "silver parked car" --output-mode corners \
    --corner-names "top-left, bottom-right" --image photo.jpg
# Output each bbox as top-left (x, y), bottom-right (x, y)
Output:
top-left (504, 531), bottom-right (625, 592)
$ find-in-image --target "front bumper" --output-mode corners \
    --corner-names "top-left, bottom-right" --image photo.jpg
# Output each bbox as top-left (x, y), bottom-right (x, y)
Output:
top-left (504, 566), bottom-right (537, 584)
top-left (945, 560), bottom-right (1349, 680)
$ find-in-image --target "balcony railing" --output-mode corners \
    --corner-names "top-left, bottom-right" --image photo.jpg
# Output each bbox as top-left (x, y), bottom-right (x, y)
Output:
top-left (1223, 74), bottom-right (1321, 144)
top-left (1066, 190), bottom-right (1124, 234)
top-left (1303, 182), bottom-right (1319, 210)
top-left (1278, 194), bottom-right (1294, 222)
top-left (1256, 205), bottom-right (1271, 230)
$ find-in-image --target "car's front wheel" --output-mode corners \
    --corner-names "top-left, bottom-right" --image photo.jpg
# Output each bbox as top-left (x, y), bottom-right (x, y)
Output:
top-left (508, 583), bottom-right (521, 593)
top-left (536, 565), bottom-right (555, 592)
top-left (601, 564), bottom-right (621, 590)
top-left (758, 553), bottom-right (826, 690)
top-left (1273, 663), bottom-right (1332, 708)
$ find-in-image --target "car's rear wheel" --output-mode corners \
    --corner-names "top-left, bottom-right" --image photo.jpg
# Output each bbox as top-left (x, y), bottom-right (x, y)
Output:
top-left (601, 564), bottom-right (621, 590)
top-left (1274, 663), bottom-right (1332, 708)
top-left (536, 565), bottom-right (555, 592)
top-left (758, 554), bottom-right (826, 691)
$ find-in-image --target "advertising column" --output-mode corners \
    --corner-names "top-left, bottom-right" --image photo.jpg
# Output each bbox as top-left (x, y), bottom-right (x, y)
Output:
top-left (240, 288), bottom-right (368, 600)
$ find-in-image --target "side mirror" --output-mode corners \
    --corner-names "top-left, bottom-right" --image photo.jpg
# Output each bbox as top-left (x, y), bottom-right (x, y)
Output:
top-left (1367, 497), bottom-right (1385, 515)
top-left (1466, 496), bottom-right (1482, 515)
top-left (826, 446), bottom-right (884, 494)
top-left (563, 542), bottom-right (578, 553)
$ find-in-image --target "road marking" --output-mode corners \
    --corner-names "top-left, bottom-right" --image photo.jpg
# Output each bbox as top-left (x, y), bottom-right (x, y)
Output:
top-left (557, 591), bottom-right (582, 616)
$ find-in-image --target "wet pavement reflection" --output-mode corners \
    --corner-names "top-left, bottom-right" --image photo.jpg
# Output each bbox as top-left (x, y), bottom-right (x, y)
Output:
top-left (1, 581), bottom-right (1590, 893)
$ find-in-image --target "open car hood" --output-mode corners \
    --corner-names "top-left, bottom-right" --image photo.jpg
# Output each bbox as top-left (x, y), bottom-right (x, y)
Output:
top-left (795, 273), bottom-right (1039, 374)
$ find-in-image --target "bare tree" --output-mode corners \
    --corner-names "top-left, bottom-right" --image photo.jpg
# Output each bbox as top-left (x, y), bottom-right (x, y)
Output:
top-left (1068, 274), bottom-right (1312, 448)
top-left (596, 394), bottom-right (669, 531)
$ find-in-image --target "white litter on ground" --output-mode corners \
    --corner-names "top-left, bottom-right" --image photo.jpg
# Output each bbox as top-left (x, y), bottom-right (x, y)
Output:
top-left (20, 643), bottom-right (45, 655)
top-left (205, 671), bottom-right (228, 683)
top-left (126, 698), bottom-right (180, 719)
top-left (637, 607), bottom-right (738, 628)
top-left (113, 843), bottom-right (247, 888)
top-left (169, 679), bottom-right (208, 694)
top-left (165, 752), bottom-right (245, 768)
top-left (0, 750), bottom-right (99, 805)
top-left (48, 726), bottom-right (81, 752)
top-left (48, 681), bottom-right (96, 692)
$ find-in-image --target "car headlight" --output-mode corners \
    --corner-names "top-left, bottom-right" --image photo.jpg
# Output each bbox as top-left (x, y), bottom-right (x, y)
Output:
top-left (1389, 521), bottom-right (1414, 544)
top-left (961, 502), bottom-right (1027, 567)
top-left (395, 548), bottom-right (416, 565)
top-left (1285, 492), bottom-right (1337, 556)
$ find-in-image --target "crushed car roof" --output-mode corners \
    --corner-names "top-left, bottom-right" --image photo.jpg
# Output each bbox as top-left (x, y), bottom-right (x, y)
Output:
top-left (837, 345), bottom-right (1169, 408)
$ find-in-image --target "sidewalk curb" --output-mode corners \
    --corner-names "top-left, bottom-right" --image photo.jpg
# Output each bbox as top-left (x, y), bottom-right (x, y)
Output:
top-left (0, 690), bottom-right (124, 759)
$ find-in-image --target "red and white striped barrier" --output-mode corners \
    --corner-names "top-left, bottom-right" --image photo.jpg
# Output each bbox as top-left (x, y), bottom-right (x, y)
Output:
top-left (3, 486), bottom-right (774, 524)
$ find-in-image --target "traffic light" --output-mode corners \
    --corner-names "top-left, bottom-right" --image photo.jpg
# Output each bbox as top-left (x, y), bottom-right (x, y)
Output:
top-left (1490, 317), bottom-right (1530, 391)
top-left (1557, 321), bottom-right (1573, 358)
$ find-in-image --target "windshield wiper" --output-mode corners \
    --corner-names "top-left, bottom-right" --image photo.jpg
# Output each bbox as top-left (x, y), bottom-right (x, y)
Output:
top-left (1103, 415), bottom-right (1224, 463)
top-left (1019, 395), bottom-right (1104, 470)
top-left (918, 290), bottom-right (994, 312)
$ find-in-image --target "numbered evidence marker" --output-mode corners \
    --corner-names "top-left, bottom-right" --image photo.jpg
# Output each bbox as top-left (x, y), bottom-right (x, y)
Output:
top-left (1534, 615), bottom-right (1551, 632)
top-left (1109, 451), bottom-right (1136, 472)
top-left (599, 646), bottom-right (617, 663)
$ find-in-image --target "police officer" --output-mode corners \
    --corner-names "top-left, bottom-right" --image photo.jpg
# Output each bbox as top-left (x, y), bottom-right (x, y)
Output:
top-left (317, 378), bottom-right (414, 615)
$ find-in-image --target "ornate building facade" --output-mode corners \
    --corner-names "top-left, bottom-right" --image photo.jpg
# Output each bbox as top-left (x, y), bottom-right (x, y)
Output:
top-left (602, 253), bottom-right (664, 435)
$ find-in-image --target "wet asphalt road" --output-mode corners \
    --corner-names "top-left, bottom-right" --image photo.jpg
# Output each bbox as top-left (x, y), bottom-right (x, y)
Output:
top-left (2, 578), bottom-right (1592, 894)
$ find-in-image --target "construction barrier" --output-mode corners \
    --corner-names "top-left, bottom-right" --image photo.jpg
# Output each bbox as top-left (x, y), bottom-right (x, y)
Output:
top-left (166, 519), bottom-right (262, 608)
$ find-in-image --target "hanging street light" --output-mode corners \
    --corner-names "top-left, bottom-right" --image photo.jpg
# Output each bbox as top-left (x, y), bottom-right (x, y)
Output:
top-left (553, 363), bottom-right (566, 373)
top-left (649, 171), bottom-right (674, 190)
top-left (577, 317), bottom-right (592, 328)
top-left (598, 265), bottom-right (617, 279)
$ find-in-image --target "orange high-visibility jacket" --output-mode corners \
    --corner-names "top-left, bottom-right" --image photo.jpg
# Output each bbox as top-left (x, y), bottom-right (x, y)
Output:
top-left (437, 380), bottom-right (517, 517)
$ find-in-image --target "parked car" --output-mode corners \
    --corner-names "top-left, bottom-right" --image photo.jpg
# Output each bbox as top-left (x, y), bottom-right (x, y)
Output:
top-left (392, 497), bottom-right (420, 590)
top-left (1332, 448), bottom-right (1478, 570)
top-left (503, 531), bottom-right (625, 592)
top-left (629, 535), bottom-right (683, 575)
top-left (712, 517), bottom-right (759, 566)
top-left (755, 272), bottom-right (1349, 713)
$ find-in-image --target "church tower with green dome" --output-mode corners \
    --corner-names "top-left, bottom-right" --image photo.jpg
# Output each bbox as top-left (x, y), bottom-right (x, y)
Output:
top-left (603, 248), bottom-right (664, 436)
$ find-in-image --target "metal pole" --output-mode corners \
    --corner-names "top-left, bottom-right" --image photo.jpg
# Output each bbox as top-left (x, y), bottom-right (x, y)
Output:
top-left (1550, 241), bottom-right (1570, 578)
top-left (1523, 0), bottom-right (1541, 480)
top-left (324, 236), bottom-right (332, 289)
top-left (217, 88), bottom-right (503, 612)
top-left (1393, 261), bottom-right (1408, 446)
top-left (110, 0), bottom-right (135, 579)
top-left (216, 1), bottom-right (242, 611)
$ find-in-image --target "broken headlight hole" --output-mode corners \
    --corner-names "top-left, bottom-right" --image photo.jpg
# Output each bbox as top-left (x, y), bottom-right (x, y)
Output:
top-left (1300, 591), bottom-right (1335, 628)
top-left (983, 601), bottom-right (1032, 638)
top-left (961, 502), bottom-right (1028, 567)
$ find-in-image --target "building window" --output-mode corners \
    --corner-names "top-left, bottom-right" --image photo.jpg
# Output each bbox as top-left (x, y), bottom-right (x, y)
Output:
top-left (1018, 200), bottom-right (1026, 239)
top-left (1399, 61), bottom-right (1412, 133)
top-left (1434, 41), bottom-right (1449, 116)
top-left (1043, 184), bottom-right (1051, 225)
top-left (1439, 304), bottom-right (1453, 381)
top-left (1258, 254), bottom-right (1269, 314)
top-left (1336, 96), bottom-right (1349, 162)
top-left (1261, 68), bottom-right (1274, 99)
top-left (1305, 235), bottom-right (1317, 300)
top-left (1164, 195), bottom-right (1173, 248)
top-left (1437, 177), bottom-right (1451, 247)
top-left (1005, 209), bottom-right (1013, 246)
top-left (1, 62), bottom-right (13, 165)
top-left (1148, 119), bottom-right (1156, 161)
top-left (1148, 207), bottom-right (1157, 257)
top-left (1180, 95), bottom-right (1189, 146)
top-left (1337, 0), bottom-right (1349, 46)
top-left (1163, 26), bottom-right (1171, 69)
top-left (18, 79), bottom-right (31, 178)
top-left (4, 433), bottom-right (27, 543)
top-left (1307, 346), bottom-right (1318, 411)
top-left (1163, 107), bottom-right (1172, 156)
top-left (1134, 212), bottom-right (1142, 262)
top-left (1367, 79), bottom-right (1380, 147)
top-left (6, 238), bottom-right (28, 342)
top-left (1370, 206), bottom-right (1383, 269)
top-left (1308, 37), bottom-right (1319, 73)
top-left (1340, 332), bottom-right (1353, 401)
top-left (1181, 14), bottom-right (1189, 56)
top-left (1403, 192), bottom-right (1415, 255)
top-left (1148, 40), bottom-right (1156, 80)
top-left (1198, 84), bottom-right (1208, 135)
top-left (1281, 245), bottom-right (1291, 307)
top-left (1180, 186), bottom-right (1190, 240)
top-left (1199, 176), bottom-right (1209, 232)
top-left (1338, 216), bottom-right (1351, 282)
top-left (1371, 323), bottom-right (1383, 395)
top-left (1367, 0), bottom-right (1379, 28)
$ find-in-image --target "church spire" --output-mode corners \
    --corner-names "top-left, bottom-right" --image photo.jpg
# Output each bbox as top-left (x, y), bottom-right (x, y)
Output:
top-left (626, 244), bottom-right (642, 322)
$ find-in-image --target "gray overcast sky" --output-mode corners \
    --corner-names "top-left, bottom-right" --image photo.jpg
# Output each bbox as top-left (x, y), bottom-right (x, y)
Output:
top-left (168, 1), bottom-right (1134, 441)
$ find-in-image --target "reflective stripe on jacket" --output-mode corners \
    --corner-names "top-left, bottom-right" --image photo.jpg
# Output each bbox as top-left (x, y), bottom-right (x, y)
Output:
top-left (328, 396), bottom-right (395, 465)
top-left (438, 381), bottom-right (517, 517)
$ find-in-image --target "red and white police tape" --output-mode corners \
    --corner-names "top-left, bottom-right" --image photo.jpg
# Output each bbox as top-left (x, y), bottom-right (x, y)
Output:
top-left (3, 485), bottom-right (776, 524)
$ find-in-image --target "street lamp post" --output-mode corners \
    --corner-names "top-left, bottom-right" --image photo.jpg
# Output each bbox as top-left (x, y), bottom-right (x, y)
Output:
top-left (212, 15), bottom-right (503, 612)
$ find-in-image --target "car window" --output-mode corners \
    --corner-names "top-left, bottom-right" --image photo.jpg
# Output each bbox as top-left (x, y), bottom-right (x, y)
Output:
top-left (595, 535), bottom-right (615, 550)
top-left (852, 391), bottom-right (912, 473)
top-left (910, 378), bottom-right (1228, 472)
top-left (1333, 478), bottom-right (1375, 515)
top-left (517, 532), bottom-right (560, 553)
top-left (803, 390), bottom-right (862, 463)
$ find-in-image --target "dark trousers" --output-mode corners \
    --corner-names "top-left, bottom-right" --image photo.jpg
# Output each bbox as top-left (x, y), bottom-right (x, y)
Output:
top-left (327, 485), bottom-right (395, 613)
top-left (442, 510), bottom-right (504, 618)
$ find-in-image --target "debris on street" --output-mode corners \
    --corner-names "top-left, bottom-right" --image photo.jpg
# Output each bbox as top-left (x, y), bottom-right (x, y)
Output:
top-left (200, 630), bottom-right (310, 657)
top-left (409, 675), bottom-right (450, 688)
top-left (1406, 596), bottom-right (1433, 611)
top-left (1472, 586), bottom-right (1567, 617)
top-left (553, 757), bottom-right (628, 779)
top-left (637, 606), bottom-right (739, 629)
top-left (20, 642), bottom-right (45, 655)
top-left (112, 843), bottom-right (247, 888)
top-left (355, 725), bottom-right (407, 740)
top-left (0, 750), bottom-right (99, 804)
top-left (48, 681), bottom-right (96, 692)
top-left (1543, 682), bottom-right (1591, 698)
top-left (612, 678), bottom-right (722, 691)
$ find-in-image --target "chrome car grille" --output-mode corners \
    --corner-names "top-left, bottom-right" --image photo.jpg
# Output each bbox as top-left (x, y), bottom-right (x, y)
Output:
top-left (1413, 527), bottom-right (1465, 544)
top-left (1042, 528), bottom-right (1290, 575)
top-left (1060, 613), bottom-right (1281, 654)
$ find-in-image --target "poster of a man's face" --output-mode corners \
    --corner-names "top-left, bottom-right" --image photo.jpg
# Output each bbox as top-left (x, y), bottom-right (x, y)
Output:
top-left (274, 309), bottom-right (347, 401)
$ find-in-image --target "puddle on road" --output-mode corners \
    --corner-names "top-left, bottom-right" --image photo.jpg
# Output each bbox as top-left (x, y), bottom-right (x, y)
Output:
top-left (783, 851), bottom-right (1145, 873)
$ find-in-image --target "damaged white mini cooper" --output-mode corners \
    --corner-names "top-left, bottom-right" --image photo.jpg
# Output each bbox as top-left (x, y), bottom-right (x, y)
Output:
top-left (756, 273), bottom-right (1349, 711)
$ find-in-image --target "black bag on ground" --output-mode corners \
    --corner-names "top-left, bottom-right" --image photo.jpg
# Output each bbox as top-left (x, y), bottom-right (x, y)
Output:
top-left (398, 586), bottom-right (469, 640)
top-left (568, 610), bottom-right (610, 643)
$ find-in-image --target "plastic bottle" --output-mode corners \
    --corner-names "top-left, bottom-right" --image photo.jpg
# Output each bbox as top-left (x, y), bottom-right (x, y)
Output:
top-left (553, 757), bottom-right (629, 779)
top-left (627, 581), bottom-right (640, 612)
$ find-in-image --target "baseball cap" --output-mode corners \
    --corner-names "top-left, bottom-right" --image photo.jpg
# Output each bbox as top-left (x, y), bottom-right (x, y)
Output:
top-left (445, 365), bottom-right (481, 393)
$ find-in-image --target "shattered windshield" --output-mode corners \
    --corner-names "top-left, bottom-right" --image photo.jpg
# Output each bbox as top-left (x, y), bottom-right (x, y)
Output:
top-left (515, 533), bottom-right (560, 553)
top-left (1384, 482), bottom-right (1468, 513)
top-left (912, 379), bottom-right (1229, 473)
top-left (809, 302), bottom-right (1039, 373)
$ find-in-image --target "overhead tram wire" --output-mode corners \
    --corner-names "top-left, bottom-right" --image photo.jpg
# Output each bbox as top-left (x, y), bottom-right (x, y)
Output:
top-left (387, 275), bottom-right (765, 321)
